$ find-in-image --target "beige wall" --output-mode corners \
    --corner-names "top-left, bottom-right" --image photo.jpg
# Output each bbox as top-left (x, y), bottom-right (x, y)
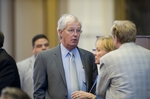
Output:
top-left (0, 0), bottom-right (114, 62)
top-left (44, 0), bottom-right (59, 48)
top-left (14, 0), bottom-right (45, 62)
top-left (58, 0), bottom-right (114, 52)
top-left (1, 0), bottom-right (149, 64)
top-left (0, 0), bottom-right (46, 62)
top-left (0, 0), bottom-right (14, 56)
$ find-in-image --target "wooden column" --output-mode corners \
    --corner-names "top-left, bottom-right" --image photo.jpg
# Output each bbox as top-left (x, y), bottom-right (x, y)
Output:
top-left (114, 0), bottom-right (126, 20)
top-left (43, 0), bottom-right (59, 48)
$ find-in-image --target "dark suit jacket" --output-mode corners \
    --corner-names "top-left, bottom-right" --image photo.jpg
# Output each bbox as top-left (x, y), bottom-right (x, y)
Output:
top-left (33, 44), bottom-right (98, 99)
top-left (0, 49), bottom-right (20, 94)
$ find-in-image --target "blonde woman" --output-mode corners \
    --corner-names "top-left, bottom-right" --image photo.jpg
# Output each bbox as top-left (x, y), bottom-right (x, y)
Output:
top-left (71, 36), bottom-right (115, 99)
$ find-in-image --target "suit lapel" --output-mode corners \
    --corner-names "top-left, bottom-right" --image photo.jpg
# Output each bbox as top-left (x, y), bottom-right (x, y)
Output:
top-left (77, 48), bottom-right (86, 69)
top-left (53, 45), bottom-right (67, 86)
top-left (78, 48), bottom-right (90, 91)
top-left (29, 56), bottom-right (35, 70)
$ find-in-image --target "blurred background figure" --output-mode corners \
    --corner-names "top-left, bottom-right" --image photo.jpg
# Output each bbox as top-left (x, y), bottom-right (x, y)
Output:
top-left (17, 34), bottom-right (50, 99)
top-left (1, 87), bottom-right (30, 99)
top-left (0, 31), bottom-right (20, 95)
top-left (96, 20), bottom-right (150, 99)
top-left (71, 36), bottom-right (115, 99)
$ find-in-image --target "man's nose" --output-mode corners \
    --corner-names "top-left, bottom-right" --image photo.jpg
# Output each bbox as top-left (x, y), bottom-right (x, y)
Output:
top-left (42, 45), bottom-right (46, 50)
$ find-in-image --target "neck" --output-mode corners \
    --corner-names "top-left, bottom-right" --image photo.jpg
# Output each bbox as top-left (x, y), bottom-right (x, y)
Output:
top-left (115, 42), bottom-right (121, 49)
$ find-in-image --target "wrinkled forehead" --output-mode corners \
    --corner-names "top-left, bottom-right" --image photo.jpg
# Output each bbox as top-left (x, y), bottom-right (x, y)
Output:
top-left (66, 20), bottom-right (81, 28)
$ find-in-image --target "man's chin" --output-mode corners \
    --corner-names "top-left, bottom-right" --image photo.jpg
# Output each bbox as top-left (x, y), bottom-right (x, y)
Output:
top-left (71, 42), bottom-right (78, 45)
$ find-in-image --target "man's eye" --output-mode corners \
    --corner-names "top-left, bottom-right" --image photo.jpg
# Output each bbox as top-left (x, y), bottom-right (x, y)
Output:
top-left (76, 30), bottom-right (81, 32)
top-left (69, 29), bottom-right (74, 32)
top-left (36, 45), bottom-right (42, 48)
top-left (44, 44), bottom-right (49, 47)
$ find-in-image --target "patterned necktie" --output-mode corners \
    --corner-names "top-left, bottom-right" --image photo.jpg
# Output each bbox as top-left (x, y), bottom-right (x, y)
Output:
top-left (69, 52), bottom-right (79, 93)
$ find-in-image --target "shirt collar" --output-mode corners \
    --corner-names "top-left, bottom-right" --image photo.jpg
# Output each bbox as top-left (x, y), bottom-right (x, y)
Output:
top-left (60, 43), bottom-right (77, 58)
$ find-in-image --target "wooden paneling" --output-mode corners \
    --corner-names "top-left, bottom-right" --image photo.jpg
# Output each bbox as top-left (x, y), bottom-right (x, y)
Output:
top-left (43, 0), bottom-right (59, 48)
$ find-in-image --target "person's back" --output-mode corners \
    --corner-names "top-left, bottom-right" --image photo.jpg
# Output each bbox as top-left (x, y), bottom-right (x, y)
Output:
top-left (101, 43), bottom-right (150, 99)
top-left (96, 20), bottom-right (150, 99)
top-left (0, 31), bottom-right (20, 94)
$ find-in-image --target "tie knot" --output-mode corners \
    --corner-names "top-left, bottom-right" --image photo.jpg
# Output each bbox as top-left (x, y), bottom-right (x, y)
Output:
top-left (69, 52), bottom-right (74, 57)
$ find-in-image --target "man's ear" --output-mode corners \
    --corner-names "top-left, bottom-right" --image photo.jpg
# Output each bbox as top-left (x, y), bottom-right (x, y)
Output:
top-left (32, 47), bottom-right (35, 54)
top-left (59, 29), bottom-right (63, 33)
top-left (114, 35), bottom-right (118, 44)
top-left (114, 35), bottom-right (121, 48)
top-left (58, 29), bottom-right (63, 39)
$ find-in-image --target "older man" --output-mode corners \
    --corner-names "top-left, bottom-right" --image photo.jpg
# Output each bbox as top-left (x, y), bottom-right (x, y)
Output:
top-left (33, 14), bottom-right (98, 99)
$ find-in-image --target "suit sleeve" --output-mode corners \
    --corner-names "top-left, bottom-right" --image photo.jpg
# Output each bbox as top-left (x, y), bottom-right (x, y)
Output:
top-left (96, 60), bottom-right (111, 98)
top-left (33, 53), bottom-right (47, 99)
top-left (0, 59), bottom-right (15, 93)
top-left (17, 63), bottom-right (24, 89)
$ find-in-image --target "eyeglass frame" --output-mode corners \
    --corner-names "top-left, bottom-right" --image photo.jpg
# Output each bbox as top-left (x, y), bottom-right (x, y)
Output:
top-left (63, 28), bottom-right (82, 34)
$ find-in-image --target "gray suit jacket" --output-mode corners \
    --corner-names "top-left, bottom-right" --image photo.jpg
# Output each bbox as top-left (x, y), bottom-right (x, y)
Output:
top-left (33, 44), bottom-right (98, 99)
top-left (17, 55), bottom-right (35, 99)
top-left (96, 42), bottom-right (150, 99)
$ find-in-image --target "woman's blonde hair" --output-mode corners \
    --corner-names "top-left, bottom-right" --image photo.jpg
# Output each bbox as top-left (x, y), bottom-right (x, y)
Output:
top-left (96, 36), bottom-right (115, 52)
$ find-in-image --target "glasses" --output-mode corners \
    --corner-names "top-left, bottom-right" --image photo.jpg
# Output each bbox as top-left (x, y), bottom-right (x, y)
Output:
top-left (64, 29), bottom-right (82, 34)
